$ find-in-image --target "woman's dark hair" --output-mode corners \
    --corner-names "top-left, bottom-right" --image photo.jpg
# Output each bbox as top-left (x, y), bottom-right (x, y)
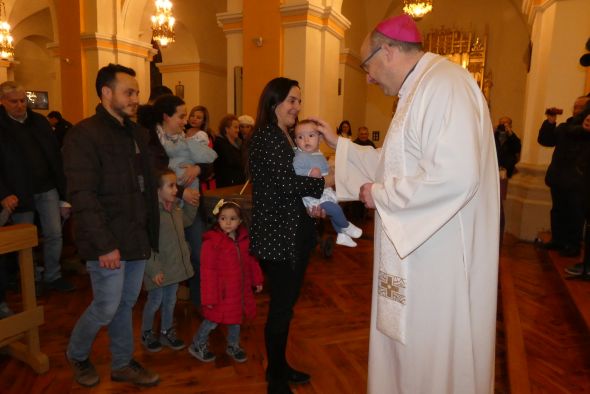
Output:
top-left (187, 105), bottom-right (211, 134)
top-left (95, 63), bottom-right (136, 98)
top-left (337, 120), bottom-right (352, 135)
top-left (218, 114), bottom-right (238, 137)
top-left (253, 77), bottom-right (299, 133)
top-left (155, 168), bottom-right (176, 187)
top-left (153, 94), bottom-right (185, 124)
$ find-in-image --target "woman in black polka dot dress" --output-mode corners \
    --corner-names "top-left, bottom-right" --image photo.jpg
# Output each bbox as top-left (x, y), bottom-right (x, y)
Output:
top-left (249, 77), bottom-right (334, 394)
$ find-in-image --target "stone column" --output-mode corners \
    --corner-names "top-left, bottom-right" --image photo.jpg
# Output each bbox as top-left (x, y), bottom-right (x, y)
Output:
top-left (217, 10), bottom-right (244, 114)
top-left (52, 0), bottom-right (85, 122)
top-left (218, 0), bottom-right (349, 121)
top-left (505, 0), bottom-right (590, 240)
top-left (80, 34), bottom-right (154, 115)
top-left (280, 3), bottom-right (350, 128)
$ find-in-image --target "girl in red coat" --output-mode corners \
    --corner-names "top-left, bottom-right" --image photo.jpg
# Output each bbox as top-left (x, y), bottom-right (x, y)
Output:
top-left (188, 201), bottom-right (263, 363)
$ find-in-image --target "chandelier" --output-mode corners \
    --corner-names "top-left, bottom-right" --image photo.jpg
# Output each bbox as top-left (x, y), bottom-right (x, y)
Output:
top-left (0, 0), bottom-right (14, 60)
top-left (151, 0), bottom-right (175, 48)
top-left (403, 0), bottom-right (433, 21)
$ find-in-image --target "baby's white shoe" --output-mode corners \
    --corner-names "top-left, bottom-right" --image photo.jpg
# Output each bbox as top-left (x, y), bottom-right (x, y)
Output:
top-left (336, 233), bottom-right (357, 247)
top-left (342, 222), bottom-right (362, 239)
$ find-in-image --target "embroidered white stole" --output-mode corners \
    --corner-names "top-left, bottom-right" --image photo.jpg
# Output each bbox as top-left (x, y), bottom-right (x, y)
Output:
top-left (375, 54), bottom-right (444, 343)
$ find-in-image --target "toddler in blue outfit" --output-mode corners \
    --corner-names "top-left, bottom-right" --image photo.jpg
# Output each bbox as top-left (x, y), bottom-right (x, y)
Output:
top-left (293, 120), bottom-right (362, 247)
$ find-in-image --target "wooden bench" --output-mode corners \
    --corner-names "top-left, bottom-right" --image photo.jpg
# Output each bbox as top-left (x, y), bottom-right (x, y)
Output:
top-left (0, 224), bottom-right (49, 373)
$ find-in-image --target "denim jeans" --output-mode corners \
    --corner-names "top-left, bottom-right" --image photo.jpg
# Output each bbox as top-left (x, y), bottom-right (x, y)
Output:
top-left (67, 259), bottom-right (145, 369)
top-left (320, 201), bottom-right (349, 233)
top-left (12, 188), bottom-right (63, 283)
top-left (185, 215), bottom-right (204, 307)
top-left (193, 319), bottom-right (240, 347)
top-left (141, 282), bottom-right (179, 333)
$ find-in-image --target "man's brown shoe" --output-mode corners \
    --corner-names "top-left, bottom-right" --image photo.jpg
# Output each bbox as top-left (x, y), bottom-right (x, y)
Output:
top-left (66, 353), bottom-right (100, 388)
top-left (111, 359), bottom-right (159, 387)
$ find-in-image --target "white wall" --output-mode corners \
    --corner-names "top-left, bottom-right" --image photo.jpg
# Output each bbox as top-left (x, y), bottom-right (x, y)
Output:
top-left (520, 0), bottom-right (590, 166)
top-left (13, 36), bottom-right (57, 115)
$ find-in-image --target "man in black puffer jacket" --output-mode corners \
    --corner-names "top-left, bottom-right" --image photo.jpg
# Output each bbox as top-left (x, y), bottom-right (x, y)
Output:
top-left (63, 64), bottom-right (160, 389)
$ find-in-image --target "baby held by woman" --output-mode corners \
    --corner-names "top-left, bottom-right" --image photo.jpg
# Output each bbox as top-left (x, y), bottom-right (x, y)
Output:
top-left (293, 120), bottom-right (362, 247)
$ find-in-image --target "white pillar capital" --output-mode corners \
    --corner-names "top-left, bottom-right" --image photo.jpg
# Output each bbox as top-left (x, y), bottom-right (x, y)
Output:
top-left (80, 33), bottom-right (156, 61)
top-left (280, 3), bottom-right (350, 40)
top-left (217, 11), bottom-right (244, 36)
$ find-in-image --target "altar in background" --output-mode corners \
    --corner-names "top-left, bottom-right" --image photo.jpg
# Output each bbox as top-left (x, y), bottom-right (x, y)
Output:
top-left (423, 27), bottom-right (492, 101)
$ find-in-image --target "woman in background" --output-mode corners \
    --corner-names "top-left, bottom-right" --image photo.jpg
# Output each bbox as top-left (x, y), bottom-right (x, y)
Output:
top-left (336, 120), bottom-right (352, 138)
top-left (185, 105), bottom-right (216, 191)
top-left (213, 114), bottom-right (246, 188)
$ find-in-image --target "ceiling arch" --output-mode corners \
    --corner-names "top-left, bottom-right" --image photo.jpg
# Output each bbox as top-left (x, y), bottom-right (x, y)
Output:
top-left (11, 7), bottom-right (53, 44)
top-left (121, 0), bottom-right (152, 42)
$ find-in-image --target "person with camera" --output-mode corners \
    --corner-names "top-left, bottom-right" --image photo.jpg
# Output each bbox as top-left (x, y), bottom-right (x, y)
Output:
top-left (494, 116), bottom-right (521, 179)
top-left (494, 116), bottom-right (521, 245)
top-left (538, 95), bottom-right (590, 257)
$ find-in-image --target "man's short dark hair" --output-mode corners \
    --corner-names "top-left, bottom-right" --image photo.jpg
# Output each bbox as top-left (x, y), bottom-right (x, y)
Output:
top-left (47, 110), bottom-right (62, 120)
top-left (95, 63), bottom-right (136, 98)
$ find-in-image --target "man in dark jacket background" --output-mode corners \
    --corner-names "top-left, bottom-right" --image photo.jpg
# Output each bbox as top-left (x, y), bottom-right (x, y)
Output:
top-left (0, 81), bottom-right (74, 293)
top-left (494, 116), bottom-right (522, 179)
top-left (63, 64), bottom-right (160, 388)
top-left (353, 126), bottom-right (376, 148)
top-left (538, 95), bottom-right (590, 257)
top-left (47, 110), bottom-right (73, 148)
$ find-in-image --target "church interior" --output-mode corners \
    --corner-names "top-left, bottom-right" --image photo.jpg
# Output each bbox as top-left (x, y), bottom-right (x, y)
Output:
top-left (0, 0), bottom-right (589, 392)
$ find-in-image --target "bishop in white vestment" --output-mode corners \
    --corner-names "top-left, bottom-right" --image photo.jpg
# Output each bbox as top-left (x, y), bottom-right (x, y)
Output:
top-left (317, 15), bottom-right (500, 394)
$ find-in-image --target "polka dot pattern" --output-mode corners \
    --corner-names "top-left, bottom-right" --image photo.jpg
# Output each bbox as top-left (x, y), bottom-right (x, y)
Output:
top-left (248, 124), bottom-right (324, 263)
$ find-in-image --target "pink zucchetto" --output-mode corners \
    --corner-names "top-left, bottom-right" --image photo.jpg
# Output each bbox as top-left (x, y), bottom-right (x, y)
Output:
top-left (375, 14), bottom-right (422, 43)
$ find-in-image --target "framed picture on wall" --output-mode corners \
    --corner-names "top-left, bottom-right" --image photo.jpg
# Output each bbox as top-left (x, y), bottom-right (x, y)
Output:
top-left (25, 91), bottom-right (49, 110)
top-left (175, 82), bottom-right (184, 99)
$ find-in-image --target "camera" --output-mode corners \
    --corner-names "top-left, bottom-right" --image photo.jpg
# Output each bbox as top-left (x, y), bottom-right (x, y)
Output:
top-left (497, 124), bottom-right (506, 132)
top-left (545, 107), bottom-right (564, 116)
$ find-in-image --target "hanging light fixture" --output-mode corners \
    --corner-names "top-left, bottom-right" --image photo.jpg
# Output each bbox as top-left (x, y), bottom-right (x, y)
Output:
top-left (0, 0), bottom-right (14, 60)
top-left (151, 0), bottom-right (175, 48)
top-left (402, 0), bottom-right (433, 21)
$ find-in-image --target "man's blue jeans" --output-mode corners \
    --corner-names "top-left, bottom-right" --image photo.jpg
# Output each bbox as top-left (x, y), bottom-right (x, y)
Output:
top-left (12, 188), bottom-right (63, 283)
top-left (141, 283), bottom-right (179, 333)
top-left (67, 260), bottom-right (145, 369)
